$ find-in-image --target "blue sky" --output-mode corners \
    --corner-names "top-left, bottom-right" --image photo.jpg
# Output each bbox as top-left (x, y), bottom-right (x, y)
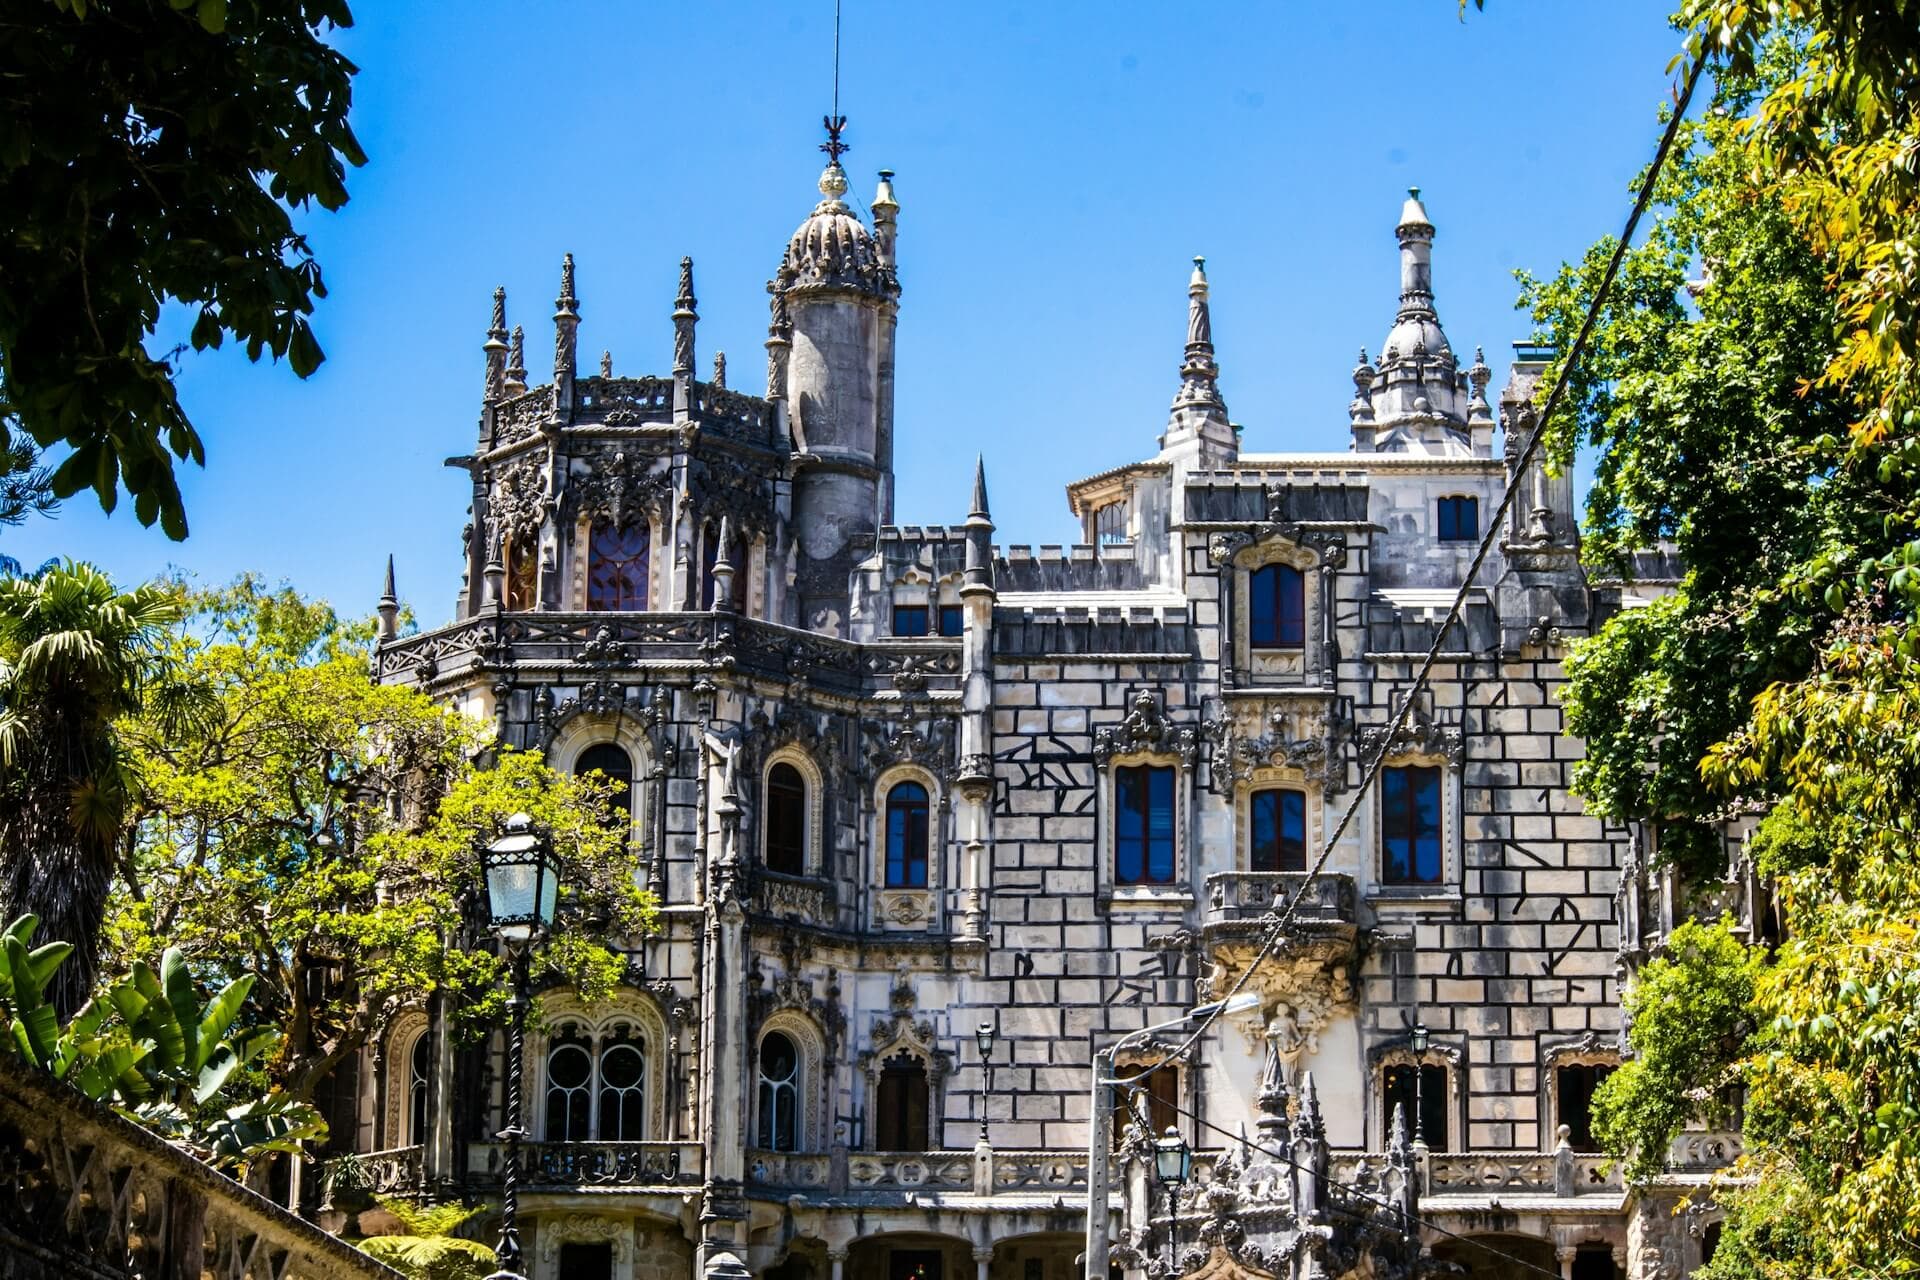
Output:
top-left (2, 1), bottom-right (1681, 620)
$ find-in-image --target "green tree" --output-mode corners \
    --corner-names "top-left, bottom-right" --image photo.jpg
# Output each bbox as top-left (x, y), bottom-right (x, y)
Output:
top-left (106, 580), bottom-right (655, 1105)
top-left (0, 563), bottom-right (182, 1013)
top-left (0, 0), bottom-right (365, 539)
top-left (350, 1200), bottom-right (496, 1280)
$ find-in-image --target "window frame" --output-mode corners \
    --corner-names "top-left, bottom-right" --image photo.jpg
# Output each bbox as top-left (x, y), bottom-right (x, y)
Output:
top-left (1247, 563), bottom-right (1307, 650)
top-left (1248, 786), bottom-right (1308, 873)
top-left (1381, 1062), bottom-right (1451, 1150)
top-left (892, 602), bottom-right (930, 638)
top-left (1436, 494), bottom-right (1480, 543)
top-left (585, 520), bottom-right (652, 612)
top-left (873, 1051), bottom-right (932, 1152)
top-left (1113, 763), bottom-right (1178, 887)
top-left (884, 781), bottom-right (931, 888)
top-left (1380, 763), bottom-right (1445, 886)
top-left (763, 760), bottom-right (809, 877)
top-left (756, 1029), bottom-right (803, 1153)
top-left (936, 602), bottom-right (964, 637)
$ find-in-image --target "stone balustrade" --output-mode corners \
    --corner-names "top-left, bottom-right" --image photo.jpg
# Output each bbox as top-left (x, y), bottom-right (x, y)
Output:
top-left (744, 1146), bottom-right (1089, 1199)
top-left (320, 1145), bottom-right (425, 1204)
top-left (467, 1139), bottom-right (704, 1190)
top-left (0, 1057), bottom-right (400, 1279)
top-left (1202, 871), bottom-right (1358, 929)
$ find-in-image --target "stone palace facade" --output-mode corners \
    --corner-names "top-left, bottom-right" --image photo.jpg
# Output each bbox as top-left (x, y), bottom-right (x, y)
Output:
top-left (329, 138), bottom-right (1744, 1280)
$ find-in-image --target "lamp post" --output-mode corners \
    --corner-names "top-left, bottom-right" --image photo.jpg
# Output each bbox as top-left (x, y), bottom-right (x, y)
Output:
top-left (975, 1022), bottom-right (997, 1145)
top-left (1410, 1022), bottom-right (1430, 1150)
top-left (1153, 1125), bottom-right (1192, 1277)
top-left (481, 813), bottom-right (563, 1280)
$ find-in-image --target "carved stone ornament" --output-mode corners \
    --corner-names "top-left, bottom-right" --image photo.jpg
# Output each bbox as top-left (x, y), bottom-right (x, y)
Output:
top-left (1202, 942), bottom-right (1356, 1053)
top-left (563, 449), bottom-right (672, 531)
top-left (1095, 690), bottom-right (1200, 766)
top-left (1206, 492), bottom-right (1349, 572)
top-left (1354, 700), bottom-right (1464, 767)
top-left (860, 1004), bottom-right (953, 1087)
top-left (746, 959), bottom-right (847, 1054)
top-left (537, 1214), bottom-right (631, 1266)
top-left (689, 455), bottom-right (775, 542)
top-left (865, 716), bottom-right (955, 780)
top-left (1206, 703), bottom-right (1345, 797)
top-left (489, 453), bottom-right (550, 542)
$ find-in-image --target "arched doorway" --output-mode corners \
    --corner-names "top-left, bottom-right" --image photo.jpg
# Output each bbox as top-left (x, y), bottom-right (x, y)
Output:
top-left (1430, 1233), bottom-right (1562, 1280)
top-left (845, 1233), bottom-right (971, 1280)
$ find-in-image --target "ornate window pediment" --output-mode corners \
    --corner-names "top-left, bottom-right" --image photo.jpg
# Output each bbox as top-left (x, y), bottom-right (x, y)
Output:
top-left (1094, 691), bottom-right (1200, 767)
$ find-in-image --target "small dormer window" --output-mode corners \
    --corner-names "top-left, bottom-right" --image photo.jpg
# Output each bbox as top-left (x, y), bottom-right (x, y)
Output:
top-left (1248, 564), bottom-right (1306, 649)
top-left (1437, 495), bottom-right (1479, 542)
top-left (893, 603), bottom-right (930, 637)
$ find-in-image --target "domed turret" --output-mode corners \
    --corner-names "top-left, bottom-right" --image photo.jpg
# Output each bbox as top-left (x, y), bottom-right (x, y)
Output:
top-left (1359, 188), bottom-right (1474, 456)
top-left (776, 163), bottom-right (897, 300)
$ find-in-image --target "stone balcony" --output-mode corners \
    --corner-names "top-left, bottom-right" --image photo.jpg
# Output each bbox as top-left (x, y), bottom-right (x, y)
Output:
top-left (467, 1139), bottom-right (704, 1191)
top-left (746, 1146), bottom-right (1089, 1204)
top-left (1200, 872), bottom-right (1359, 936)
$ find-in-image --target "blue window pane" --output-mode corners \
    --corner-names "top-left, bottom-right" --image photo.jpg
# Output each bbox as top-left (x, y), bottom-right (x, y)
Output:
top-left (1116, 765), bottom-right (1176, 885)
top-left (885, 782), bottom-right (929, 887)
top-left (938, 604), bottom-right (964, 637)
top-left (1251, 789), bottom-right (1306, 872)
top-left (1249, 565), bottom-right (1305, 648)
top-left (893, 604), bottom-right (930, 637)
top-left (1438, 496), bottom-right (1479, 542)
top-left (1382, 766), bottom-right (1443, 884)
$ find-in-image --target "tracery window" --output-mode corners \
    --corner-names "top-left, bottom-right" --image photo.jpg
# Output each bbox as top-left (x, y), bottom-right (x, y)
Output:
top-left (1381, 765), bottom-right (1443, 884)
top-left (587, 523), bottom-right (650, 611)
top-left (504, 533), bottom-right (538, 611)
top-left (765, 762), bottom-right (807, 876)
top-left (1249, 787), bottom-right (1307, 872)
top-left (575, 743), bottom-right (634, 829)
top-left (884, 782), bottom-right (930, 888)
top-left (407, 1031), bottom-right (431, 1147)
top-left (544, 1031), bottom-right (594, 1141)
top-left (873, 1052), bottom-right (930, 1151)
top-left (1114, 764), bottom-right (1176, 886)
top-left (1248, 564), bottom-right (1306, 649)
top-left (543, 1027), bottom-right (647, 1142)
top-left (757, 1031), bottom-right (801, 1152)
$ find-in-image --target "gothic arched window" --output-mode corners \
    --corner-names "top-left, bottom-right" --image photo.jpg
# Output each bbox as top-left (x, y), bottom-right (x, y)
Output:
top-left (575, 743), bottom-right (634, 828)
top-left (407, 1032), bottom-right (431, 1147)
top-left (1249, 788), bottom-right (1307, 872)
top-left (596, 1034), bottom-right (647, 1141)
top-left (1248, 564), bottom-right (1306, 649)
top-left (757, 1031), bottom-right (801, 1152)
top-left (874, 1052), bottom-right (930, 1151)
top-left (544, 1032), bottom-right (594, 1141)
top-left (765, 762), bottom-right (807, 876)
top-left (587, 523), bottom-right (650, 611)
top-left (884, 782), bottom-right (930, 888)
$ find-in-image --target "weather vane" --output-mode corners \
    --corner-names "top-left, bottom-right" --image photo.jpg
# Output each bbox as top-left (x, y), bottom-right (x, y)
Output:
top-left (821, 114), bottom-right (849, 164)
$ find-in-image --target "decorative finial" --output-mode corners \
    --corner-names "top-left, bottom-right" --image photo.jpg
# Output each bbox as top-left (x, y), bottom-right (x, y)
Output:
top-left (556, 253), bottom-right (578, 313)
top-left (673, 257), bottom-right (698, 376)
top-left (489, 287), bottom-right (507, 337)
top-left (710, 516), bottom-right (738, 614)
top-left (1172, 254), bottom-right (1225, 415)
top-left (970, 455), bottom-right (990, 520)
top-left (712, 351), bottom-right (727, 389)
top-left (873, 169), bottom-right (899, 212)
top-left (600, 350), bottom-right (612, 378)
top-left (505, 325), bottom-right (527, 392)
top-left (821, 113), bottom-right (850, 164)
top-left (482, 287), bottom-right (509, 401)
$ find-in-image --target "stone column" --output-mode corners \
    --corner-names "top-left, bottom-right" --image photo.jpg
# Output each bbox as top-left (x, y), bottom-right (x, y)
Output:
top-left (973, 1245), bottom-right (994, 1280)
top-left (828, 1249), bottom-right (847, 1280)
top-left (1557, 1245), bottom-right (1577, 1280)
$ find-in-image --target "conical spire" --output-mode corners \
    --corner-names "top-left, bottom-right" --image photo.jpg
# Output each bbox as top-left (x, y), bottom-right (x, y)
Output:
top-left (1172, 256), bottom-right (1226, 414)
top-left (710, 515), bottom-right (738, 614)
top-left (376, 555), bottom-right (399, 641)
top-left (1395, 187), bottom-right (1436, 320)
top-left (964, 455), bottom-right (995, 593)
top-left (970, 455), bottom-right (990, 520)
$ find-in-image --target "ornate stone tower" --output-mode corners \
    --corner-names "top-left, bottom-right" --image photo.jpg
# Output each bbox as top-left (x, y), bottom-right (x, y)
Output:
top-left (773, 132), bottom-right (901, 636)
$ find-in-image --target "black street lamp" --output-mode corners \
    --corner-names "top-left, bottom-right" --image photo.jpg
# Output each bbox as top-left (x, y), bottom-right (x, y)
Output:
top-left (975, 1022), bottom-right (996, 1144)
top-left (1410, 1023), bottom-right (1430, 1149)
top-left (1154, 1126), bottom-right (1192, 1277)
top-left (481, 813), bottom-right (563, 1280)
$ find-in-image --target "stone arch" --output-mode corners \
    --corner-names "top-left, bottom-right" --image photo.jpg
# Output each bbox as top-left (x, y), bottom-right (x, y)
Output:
top-left (1369, 1035), bottom-right (1465, 1150)
top-left (381, 1007), bottom-right (429, 1149)
top-left (754, 1009), bottom-right (828, 1153)
top-left (873, 764), bottom-right (942, 931)
top-left (531, 988), bottom-right (672, 1142)
top-left (550, 714), bottom-right (655, 852)
top-left (761, 745), bottom-right (826, 877)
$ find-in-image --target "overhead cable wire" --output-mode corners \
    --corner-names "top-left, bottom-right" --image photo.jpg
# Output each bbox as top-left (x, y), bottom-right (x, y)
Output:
top-left (1124, 46), bottom-right (1710, 1079)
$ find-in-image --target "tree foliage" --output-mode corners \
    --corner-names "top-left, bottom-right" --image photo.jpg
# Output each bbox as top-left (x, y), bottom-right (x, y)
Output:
top-left (0, 562), bottom-right (183, 1013)
top-left (1513, 1), bottom-right (1920, 1272)
top-left (106, 579), bottom-right (655, 1105)
top-left (0, 913), bottom-right (325, 1172)
top-left (0, 0), bottom-right (364, 538)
